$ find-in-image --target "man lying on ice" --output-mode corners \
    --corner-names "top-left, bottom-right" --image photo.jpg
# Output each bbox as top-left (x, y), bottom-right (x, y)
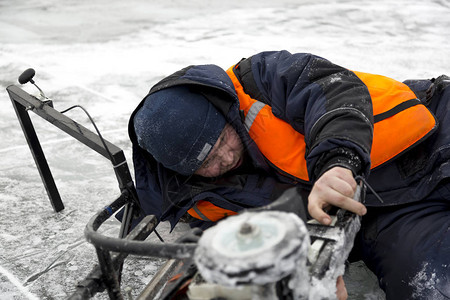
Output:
top-left (129, 50), bottom-right (450, 300)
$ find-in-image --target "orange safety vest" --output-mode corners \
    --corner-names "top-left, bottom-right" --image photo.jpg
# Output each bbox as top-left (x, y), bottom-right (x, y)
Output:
top-left (227, 66), bottom-right (436, 181)
top-left (187, 66), bottom-right (437, 222)
top-left (188, 200), bottom-right (237, 222)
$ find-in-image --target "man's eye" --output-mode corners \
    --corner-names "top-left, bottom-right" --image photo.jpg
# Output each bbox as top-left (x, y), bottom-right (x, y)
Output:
top-left (218, 133), bottom-right (227, 146)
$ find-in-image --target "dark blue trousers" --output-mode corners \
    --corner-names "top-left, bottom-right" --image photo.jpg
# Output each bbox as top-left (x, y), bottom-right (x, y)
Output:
top-left (357, 181), bottom-right (450, 299)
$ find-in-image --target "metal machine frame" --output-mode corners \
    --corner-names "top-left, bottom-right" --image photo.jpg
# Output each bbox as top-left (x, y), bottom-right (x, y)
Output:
top-left (7, 82), bottom-right (363, 300)
top-left (6, 84), bottom-right (197, 299)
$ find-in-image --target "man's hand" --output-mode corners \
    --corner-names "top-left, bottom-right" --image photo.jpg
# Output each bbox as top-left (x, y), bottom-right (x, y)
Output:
top-left (308, 167), bottom-right (367, 225)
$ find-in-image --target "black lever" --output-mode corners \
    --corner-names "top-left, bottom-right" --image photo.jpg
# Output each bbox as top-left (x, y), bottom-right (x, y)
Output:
top-left (18, 68), bottom-right (52, 106)
top-left (18, 68), bottom-right (36, 84)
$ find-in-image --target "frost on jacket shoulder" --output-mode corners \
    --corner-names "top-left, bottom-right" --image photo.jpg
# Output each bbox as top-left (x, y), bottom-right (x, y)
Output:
top-left (238, 50), bottom-right (373, 179)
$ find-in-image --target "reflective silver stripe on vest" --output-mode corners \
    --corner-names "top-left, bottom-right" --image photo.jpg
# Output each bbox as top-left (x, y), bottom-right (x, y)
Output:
top-left (244, 101), bottom-right (266, 132)
top-left (192, 204), bottom-right (211, 221)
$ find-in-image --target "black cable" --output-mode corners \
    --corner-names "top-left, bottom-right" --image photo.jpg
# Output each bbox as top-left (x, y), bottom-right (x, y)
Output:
top-left (355, 175), bottom-right (384, 203)
top-left (59, 105), bottom-right (115, 164)
top-left (154, 229), bottom-right (165, 243)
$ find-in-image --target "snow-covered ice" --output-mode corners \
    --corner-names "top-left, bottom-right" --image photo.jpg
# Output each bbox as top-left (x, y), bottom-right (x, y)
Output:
top-left (1, 0), bottom-right (449, 299)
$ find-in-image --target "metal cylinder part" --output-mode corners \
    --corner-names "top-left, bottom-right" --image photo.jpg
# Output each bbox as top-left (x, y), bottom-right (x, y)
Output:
top-left (194, 211), bottom-right (310, 290)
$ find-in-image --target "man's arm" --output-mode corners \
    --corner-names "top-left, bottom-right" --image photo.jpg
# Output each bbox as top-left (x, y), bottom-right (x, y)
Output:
top-left (248, 50), bottom-right (372, 222)
top-left (248, 50), bottom-right (373, 182)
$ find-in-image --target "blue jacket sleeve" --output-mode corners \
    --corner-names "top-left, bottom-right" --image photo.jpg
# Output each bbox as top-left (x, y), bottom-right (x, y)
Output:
top-left (249, 50), bottom-right (373, 180)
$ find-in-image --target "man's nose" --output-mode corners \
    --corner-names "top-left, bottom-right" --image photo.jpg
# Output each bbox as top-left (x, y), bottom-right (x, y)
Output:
top-left (220, 149), bottom-right (234, 166)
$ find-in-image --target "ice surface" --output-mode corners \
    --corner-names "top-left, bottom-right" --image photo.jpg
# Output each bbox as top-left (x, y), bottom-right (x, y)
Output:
top-left (1, 0), bottom-right (450, 299)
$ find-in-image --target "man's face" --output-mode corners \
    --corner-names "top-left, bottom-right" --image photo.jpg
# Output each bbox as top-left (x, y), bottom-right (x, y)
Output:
top-left (194, 123), bottom-right (244, 177)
